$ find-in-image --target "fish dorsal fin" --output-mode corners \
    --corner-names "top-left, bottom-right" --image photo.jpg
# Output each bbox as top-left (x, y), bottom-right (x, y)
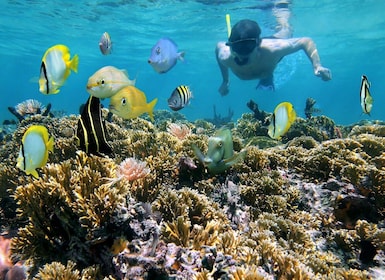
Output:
top-left (178, 52), bottom-right (185, 62)
top-left (120, 69), bottom-right (129, 78)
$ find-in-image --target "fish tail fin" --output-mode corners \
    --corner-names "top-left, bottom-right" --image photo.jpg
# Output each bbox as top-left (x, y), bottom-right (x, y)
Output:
top-left (147, 98), bottom-right (158, 122)
top-left (69, 54), bottom-right (79, 73)
top-left (192, 144), bottom-right (205, 163)
top-left (178, 52), bottom-right (185, 62)
top-left (289, 109), bottom-right (297, 123)
top-left (29, 169), bottom-right (40, 179)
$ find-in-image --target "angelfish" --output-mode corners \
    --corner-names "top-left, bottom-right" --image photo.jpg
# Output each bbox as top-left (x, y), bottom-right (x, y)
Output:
top-left (193, 128), bottom-right (246, 174)
top-left (360, 75), bottom-right (373, 115)
top-left (76, 96), bottom-right (113, 156)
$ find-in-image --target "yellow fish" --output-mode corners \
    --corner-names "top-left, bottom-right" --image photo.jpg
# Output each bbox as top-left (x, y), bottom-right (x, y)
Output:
top-left (39, 44), bottom-right (79, 94)
top-left (360, 75), bottom-right (373, 115)
top-left (109, 85), bottom-right (158, 121)
top-left (86, 66), bottom-right (136, 99)
top-left (268, 102), bottom-right (296, 140)
top-left (17, 125), bottom-right (54, 178)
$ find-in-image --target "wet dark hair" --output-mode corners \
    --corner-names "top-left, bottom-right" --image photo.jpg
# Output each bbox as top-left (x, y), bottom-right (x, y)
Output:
top-left (226, 19), bottom-right (261, 56)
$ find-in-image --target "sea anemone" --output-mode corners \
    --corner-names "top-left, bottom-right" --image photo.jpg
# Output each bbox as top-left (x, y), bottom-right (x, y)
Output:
top-left (167, 123), bottom-right (191, 140)
top-left (116, 157), bottom-right (151, 182)
top-left (15, 99), bottom-right (45, 115)
top-left (8, 99), bottom-right (51, 122)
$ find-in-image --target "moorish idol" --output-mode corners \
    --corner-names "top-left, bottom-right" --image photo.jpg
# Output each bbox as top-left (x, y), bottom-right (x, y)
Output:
top-left (76, 96), bottom-right (113, 156)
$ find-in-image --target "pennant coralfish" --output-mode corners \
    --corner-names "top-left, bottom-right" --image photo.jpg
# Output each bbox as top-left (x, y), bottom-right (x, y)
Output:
top-left (360, 75), bottom-right (373, 115)
top-left (76, 96), bottom-right (113, 156)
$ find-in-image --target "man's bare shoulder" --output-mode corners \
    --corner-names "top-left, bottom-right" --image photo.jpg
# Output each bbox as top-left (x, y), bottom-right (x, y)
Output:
top-left (216, 41), bottom-right (232, 62)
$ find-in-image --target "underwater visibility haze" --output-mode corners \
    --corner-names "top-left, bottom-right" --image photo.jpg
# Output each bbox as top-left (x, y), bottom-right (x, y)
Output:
top-left (1, 0), bottom-right (385, 279)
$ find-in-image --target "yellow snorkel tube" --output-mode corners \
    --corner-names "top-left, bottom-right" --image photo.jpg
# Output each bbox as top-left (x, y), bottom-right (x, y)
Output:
top-left (226, 14), bottom-right (231, 38)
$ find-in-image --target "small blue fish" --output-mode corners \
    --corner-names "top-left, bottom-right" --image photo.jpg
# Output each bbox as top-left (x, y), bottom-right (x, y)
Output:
top-left (99, 32), bottom-right (113, 55)
top-left (148, 38), bottom-right (185, 73)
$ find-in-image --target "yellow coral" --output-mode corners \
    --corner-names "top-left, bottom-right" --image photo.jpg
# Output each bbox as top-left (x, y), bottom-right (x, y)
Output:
top-left (162, 216), bottom-right (191, 247)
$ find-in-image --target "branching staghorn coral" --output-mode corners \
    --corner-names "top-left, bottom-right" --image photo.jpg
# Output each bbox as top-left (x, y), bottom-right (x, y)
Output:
top-left (12, 152), bottom-right (135, 277)
top-left (153, 188), bottom-right (230, 249)
top-left (32, 260), bottom-right (103, 280)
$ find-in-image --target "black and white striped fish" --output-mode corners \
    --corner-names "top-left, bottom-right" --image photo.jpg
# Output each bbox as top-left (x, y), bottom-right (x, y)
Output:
top-left (167, 85), bottom-right (193, 111)
top-left (360, 75), bottom-right (373, 115)
top-left (76, 96), bottom-right (113, 156)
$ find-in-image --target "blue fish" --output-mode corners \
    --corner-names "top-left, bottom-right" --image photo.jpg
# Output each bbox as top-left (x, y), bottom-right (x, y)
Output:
top-left (148, 38), bottom-right (185, 73)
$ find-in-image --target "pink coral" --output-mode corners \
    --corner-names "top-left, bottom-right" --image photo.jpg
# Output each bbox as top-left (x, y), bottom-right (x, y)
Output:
top-left (117, 157), bottom-right (150, 181)
top-left (167, 123), bottom-right (191, 140)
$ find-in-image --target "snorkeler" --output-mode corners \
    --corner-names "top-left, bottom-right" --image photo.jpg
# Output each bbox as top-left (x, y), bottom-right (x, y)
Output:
top-left (215, 2), bottom-right (332, 95)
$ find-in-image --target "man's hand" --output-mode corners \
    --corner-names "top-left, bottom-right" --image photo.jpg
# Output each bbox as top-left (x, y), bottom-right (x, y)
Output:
top-left (315, 66), bottom-right (332, 81)
top-left (219, 82), bottom-right (229, 96)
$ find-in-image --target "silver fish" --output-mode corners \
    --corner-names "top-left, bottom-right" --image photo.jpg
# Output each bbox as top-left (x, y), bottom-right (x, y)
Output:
top-left (168, 85), bottom-right (192, 111)
top-left (99, 32), bottom-right (112, 55)
top-left (148, 38), bottom-right (185, 73)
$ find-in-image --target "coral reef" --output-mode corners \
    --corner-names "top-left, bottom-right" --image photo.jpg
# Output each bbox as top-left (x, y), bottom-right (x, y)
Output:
top-left (0, 113), bottom-right (384, 279)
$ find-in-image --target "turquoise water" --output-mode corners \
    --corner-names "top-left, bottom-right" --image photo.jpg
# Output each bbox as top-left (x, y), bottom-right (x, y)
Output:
top-left (1, 0), bottom-right (384, 125)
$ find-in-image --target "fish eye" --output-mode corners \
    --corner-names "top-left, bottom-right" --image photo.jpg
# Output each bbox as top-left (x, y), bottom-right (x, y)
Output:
top-left (97, 79), bottom-right (105, 85)
top-left (156, 47), bottom-right (160, 55)
top-left (121, 98), bottom-right (127, 106)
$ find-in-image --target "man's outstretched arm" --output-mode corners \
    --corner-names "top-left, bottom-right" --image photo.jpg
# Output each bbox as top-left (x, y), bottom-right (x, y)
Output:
top-left (280, 37), bottom-right (332, 81)
top-left (215, 42), bottom-right (231, 95)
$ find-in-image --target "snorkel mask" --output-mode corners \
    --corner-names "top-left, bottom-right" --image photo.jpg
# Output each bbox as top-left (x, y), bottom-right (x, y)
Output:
top-left (226, 19), bottom-right (262, 65)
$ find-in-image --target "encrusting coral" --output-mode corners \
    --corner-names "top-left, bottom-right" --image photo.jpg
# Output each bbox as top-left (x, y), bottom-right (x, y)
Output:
top-left (0, 112), bottom-right (384, 279)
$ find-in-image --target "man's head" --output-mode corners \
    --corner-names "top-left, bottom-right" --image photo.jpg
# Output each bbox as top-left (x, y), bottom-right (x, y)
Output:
top-left (226, 19), bottom-right (261, 57)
